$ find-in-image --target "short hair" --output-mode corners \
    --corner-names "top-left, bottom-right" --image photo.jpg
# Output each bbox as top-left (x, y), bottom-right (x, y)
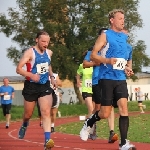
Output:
top-left (36, 30), bottom-right (49, 39)
top-left (3, 77), bottom-right (9, 81)
top-left (108, 9), bottom-right (124, 24)
top-left (98, 28), bottom-right (108, 35)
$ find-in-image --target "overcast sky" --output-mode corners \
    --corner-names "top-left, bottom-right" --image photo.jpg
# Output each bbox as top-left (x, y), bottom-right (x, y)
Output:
top-left (0, 0), bottom-right (150, 76)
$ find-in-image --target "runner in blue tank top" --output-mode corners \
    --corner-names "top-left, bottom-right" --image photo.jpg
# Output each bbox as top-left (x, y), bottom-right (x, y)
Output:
top-left (83, 28), bottom-right (118, 142)
top-left (16, 31), bottom-right (56, 150)
top-left (80, 9), bottom-right (136, 150)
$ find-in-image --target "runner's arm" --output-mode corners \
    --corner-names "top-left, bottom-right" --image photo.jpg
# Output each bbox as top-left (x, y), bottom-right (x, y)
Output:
top-left (91, 33), bottom-right (116, 65)
top-left (16, 48), bottom-right (33, 78)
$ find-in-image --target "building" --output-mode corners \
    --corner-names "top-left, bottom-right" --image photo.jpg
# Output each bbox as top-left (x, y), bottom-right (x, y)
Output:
top-left (0, 72), bottom-right (150, 105)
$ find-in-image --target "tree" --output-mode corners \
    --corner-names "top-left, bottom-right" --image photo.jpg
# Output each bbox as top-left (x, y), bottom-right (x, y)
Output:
top-left (0, 0), bottom-right (150, 103)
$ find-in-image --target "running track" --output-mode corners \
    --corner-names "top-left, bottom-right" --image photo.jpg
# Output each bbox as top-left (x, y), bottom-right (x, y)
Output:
top-left (0, 112), bottom-right (150, 150)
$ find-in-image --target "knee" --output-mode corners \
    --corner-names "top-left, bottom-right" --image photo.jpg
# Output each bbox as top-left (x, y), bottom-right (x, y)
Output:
top-left (41, 109), bottom-right (50, 117)
top-left (94, 105), bottom-right (100, 111)
top-left (119, 106), bottom-right (128, 116)
top-left (100, 111), bottom-right (111, 119)
top-left (24, 113), bottom-right (32, 119)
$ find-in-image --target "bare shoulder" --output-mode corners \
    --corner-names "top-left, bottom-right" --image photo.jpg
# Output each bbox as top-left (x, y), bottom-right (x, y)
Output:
top-left (47, 49), bottom-right (53, 57)
top-left (22, 47), bottom-right (33, 60)
top-left (98, 32), bottom-right (106, 41)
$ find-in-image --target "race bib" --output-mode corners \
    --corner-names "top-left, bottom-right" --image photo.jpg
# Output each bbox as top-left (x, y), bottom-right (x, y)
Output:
top-left (113, 58), bottom-right (127, 70)
top-left (36, 62), bottom-right (49, 74)
top-left (4, 95), bottom-right (11, 100)
top-left (85, 79), bottom-right (92, 88)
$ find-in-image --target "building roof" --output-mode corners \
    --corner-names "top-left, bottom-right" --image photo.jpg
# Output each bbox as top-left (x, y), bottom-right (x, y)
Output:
top-left (0, 76), bottom-right (25, 82)
top-left (0, 72), bottom-right (150, 82)
top-left (136, 72), bottom-right (150, 79)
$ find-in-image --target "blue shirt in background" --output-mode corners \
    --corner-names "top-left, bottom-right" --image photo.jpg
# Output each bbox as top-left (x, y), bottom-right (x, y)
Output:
top-left (0, 85), bottom-right (15, 104)
top-left (84, 51), bottom-right (100, 85)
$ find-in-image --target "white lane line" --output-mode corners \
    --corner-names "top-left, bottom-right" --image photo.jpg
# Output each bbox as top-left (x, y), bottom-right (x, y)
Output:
top-left (8, 128), bottom-right (87, 150)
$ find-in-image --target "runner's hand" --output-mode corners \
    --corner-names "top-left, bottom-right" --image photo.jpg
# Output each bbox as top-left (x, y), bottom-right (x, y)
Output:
top-left (106, 58), bottom-right (117, 65)
top-left (4, 92), bottom-right (8, 95)
top-left (30, 74), bottom-right (40, 82)
top-left (125, 66), bottom-right (134, 76)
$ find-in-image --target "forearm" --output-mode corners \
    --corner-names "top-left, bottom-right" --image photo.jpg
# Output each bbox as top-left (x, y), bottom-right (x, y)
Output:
top-left (12, 92), bottom-right (15, 99)
top-left (126, 60), bottom-right (132, 69)
top-left (76, 74), bottom-right (81, 83)
top-left (83, 60), bottom-right (94, 68)
top-left (49, 65), bottom-right (54, 77)
top-left (91, 52), bottom-right (109, 64)
top-left (16, 68), bottom-right (33, 78)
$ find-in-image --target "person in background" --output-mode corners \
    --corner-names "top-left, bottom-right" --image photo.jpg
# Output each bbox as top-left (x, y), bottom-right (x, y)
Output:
top-left (0, 78), bottom-right (15, 128)
top-left (50, 73), bottom-right (62, 132)
top-left (76, 61), bottom-right (94, 118)
top-left (136, 87), bottom-right (146, 113)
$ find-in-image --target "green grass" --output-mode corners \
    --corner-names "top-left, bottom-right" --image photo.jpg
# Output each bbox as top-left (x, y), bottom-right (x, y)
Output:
top-left (56, 114), bottom-right (150, 143)
top-left (56, 101), bottom-right (150, 143)
top-left (0, 100), bottom-right (149, 120)
top-left (0, 105), bottom-right (39, 121)
top-left (0, 101), bottom-right (150, 143)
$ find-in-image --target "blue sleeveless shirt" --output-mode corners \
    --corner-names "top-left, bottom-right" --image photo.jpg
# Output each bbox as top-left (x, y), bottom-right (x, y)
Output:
top-left (98, 29), bottom-right (128, 80)
top-left (26, 48), bottom-right (50, 84)
top-left (84, 51), bottom-right (100, 85)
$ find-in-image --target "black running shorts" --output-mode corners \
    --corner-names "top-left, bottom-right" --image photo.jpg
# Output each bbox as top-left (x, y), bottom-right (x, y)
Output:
top-left (22, 80), bottom-right (53, 102)
top-left (51, 90), bottom-right (58, 108)
top-left (98, 79), bottom-right (128, 106)
top-left (82, 92), bottom-right (92, 100)
top-left (1, 104), bottom-right (12, 116)
top-left (92, 84), bottom-right (101, 104)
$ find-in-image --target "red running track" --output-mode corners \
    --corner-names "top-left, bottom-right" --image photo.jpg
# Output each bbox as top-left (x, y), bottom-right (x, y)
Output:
top-left (0, 112), bottom-right (150, 150)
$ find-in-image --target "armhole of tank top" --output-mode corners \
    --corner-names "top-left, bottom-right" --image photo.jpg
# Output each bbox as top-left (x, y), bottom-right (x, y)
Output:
top-left (46, 49), bottom-right (51, 60)
top-left (30, 48), bottom-right (35, 66)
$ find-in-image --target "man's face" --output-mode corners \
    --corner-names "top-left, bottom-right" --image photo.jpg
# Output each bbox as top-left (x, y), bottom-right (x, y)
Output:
top-left (36, 35), bottom-right (50, 51)
top-left (111, 12), bottom-right (124, 31)
top-left (3, 78), bottom-right (9, 86)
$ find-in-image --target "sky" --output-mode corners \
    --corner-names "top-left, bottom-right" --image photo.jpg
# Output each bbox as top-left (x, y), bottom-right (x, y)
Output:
top-left (0, 0), bottom-right (150, 76)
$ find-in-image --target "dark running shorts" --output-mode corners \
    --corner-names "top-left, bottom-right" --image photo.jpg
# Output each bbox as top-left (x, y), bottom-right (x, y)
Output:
top-left (51, 90), bottom-right (58, 108)
top-left (82, 92), bottom-right (92, 100)
top-left (37, 90), bottom-right (58, 117)
top-left (1, 104), bottom-right (12, 116)
top-left (98, 79), bottom-right (128, 106)
top-left (22, 80), bottom-right (53, 102)
top-left (92, 84), bottom-right (101, 104)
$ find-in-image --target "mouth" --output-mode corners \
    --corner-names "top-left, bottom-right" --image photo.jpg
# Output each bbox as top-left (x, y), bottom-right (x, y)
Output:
top-left (43, 46), bottom-right (47, 49)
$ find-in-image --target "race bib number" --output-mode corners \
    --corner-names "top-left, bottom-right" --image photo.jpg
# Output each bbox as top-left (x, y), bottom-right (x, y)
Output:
top-left (4, 95), bottom-right (11, 100)
top-left (85, 79), bottom-right (92, 88)
top-left (113, 58), bottom-right (127, 70)
top-left (36, 62), bottom-right (49, 74)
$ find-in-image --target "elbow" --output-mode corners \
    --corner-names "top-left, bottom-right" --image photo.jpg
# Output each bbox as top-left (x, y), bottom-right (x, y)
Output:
top-left (16, 67), bottom-right (20, 74)
top-left (90, 54), bottom-right (94, 61)
top-left (83, 63), bottom-right (86, 69)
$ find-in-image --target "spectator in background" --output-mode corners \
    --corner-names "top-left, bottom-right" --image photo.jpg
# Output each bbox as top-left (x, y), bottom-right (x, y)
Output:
top-left (136, 87), bottom-right (146, 113)
top-left (0, 78), bottom-right (15, 128)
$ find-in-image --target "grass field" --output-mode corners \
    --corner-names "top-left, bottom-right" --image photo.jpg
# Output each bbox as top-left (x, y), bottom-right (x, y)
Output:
top-left (0, 101), bottom-right (150, 143)
top-left (57, 101), bottom-right (150, 143)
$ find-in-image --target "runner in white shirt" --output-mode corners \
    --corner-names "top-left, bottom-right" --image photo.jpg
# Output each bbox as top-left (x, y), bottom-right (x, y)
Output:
top-left (50, 73), bottom-right (62, 132)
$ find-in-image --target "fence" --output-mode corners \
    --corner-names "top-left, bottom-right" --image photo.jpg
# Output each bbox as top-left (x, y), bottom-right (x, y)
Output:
top-left (1, 85), bottom-right (150, 106)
